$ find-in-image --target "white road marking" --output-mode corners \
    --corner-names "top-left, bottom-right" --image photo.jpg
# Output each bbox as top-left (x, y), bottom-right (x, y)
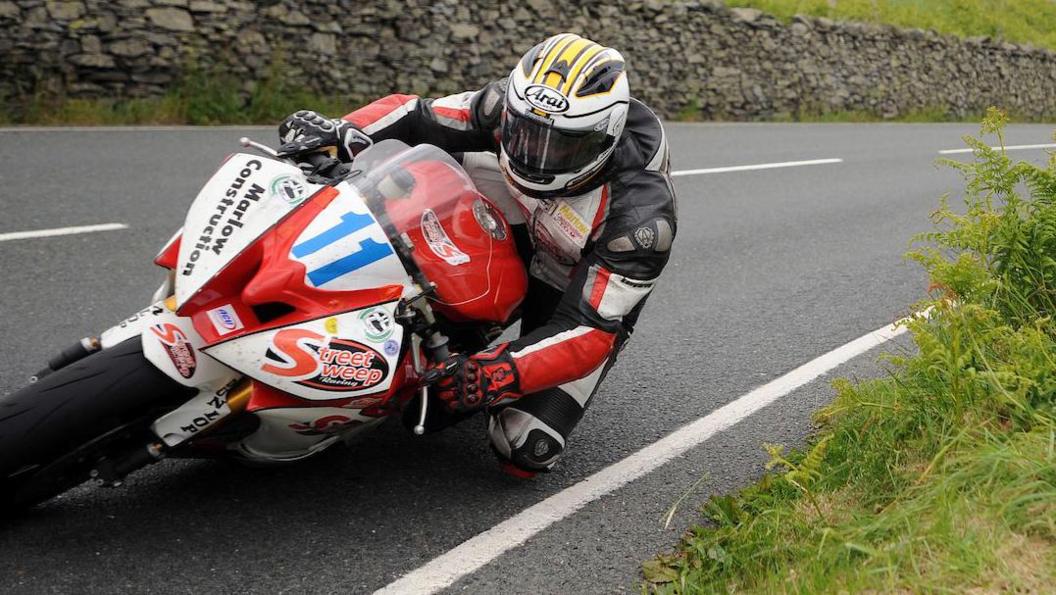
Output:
top-left (0, 223), bottom-right (129, 243)
top-left (938, 143), bottom-right (1056, 155)
top-left (375, 317), bottom-right (913, 595)
top-left (671, 157), bottom-right (843, 176)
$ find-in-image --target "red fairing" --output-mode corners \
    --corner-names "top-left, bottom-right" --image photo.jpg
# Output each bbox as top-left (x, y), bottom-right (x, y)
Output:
top-left (178, 186), bottom-right (402, 346)
top-left (382, 160), bottom-right (527, 324)
top-left (155, 232), bottom-right (182, 269)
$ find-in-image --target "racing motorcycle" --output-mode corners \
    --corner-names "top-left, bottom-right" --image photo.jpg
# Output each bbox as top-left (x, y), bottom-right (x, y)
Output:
top-left (0, 138), bottom-right (527, 512)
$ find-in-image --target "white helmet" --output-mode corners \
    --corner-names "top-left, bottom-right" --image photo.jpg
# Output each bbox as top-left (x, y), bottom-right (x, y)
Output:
top-left (500, 33), bottom-right (629, 199)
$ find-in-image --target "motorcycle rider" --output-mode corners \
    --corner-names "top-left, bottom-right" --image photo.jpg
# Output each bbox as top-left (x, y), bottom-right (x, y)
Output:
top-left (276, 33), bottom-right (676, 477)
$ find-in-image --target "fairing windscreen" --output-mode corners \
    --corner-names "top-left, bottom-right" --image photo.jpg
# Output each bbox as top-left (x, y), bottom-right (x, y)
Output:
top-left (351, 140), bottom-right (482, 254)
top-left (349, 140), bottom-right (527, 323)
top-left (500, 109), bottom-right (612, 175)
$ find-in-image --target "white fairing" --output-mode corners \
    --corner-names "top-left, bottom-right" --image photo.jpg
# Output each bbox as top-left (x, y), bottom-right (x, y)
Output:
top-left (287, 180), bottom-right (412, 293)
top-left (141, 303), bottom-right (237, 388)
top-left (175, 154), bottom-right (322, 308)
top-left (205, 300), bottom-right (404, 401)
top-left (236, 408), bottom-right (385, 462)
top-left (132, 302), bottom-right (243, 446)
top-left (100, 304), bottom-right (163, 348)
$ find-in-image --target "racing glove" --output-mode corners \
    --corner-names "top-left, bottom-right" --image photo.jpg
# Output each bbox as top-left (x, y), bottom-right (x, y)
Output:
top-left (432, 345), bottom-right (523, 413)
top-left (276, 110), bottom-right (372, 162)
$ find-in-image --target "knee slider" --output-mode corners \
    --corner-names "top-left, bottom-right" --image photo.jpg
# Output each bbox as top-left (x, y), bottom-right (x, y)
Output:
top-left (488, 407), bottom-right (565, 471)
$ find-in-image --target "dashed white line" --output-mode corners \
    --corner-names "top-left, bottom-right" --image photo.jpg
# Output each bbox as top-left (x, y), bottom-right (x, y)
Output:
top-left (938, 143), bottom-right (1056, 155)
top-left (375, 316), bottom-right (913, 595)
top-left (671, 157), bottom-right (843, 176)
top-left (0, 223), bottom-right (129, 243)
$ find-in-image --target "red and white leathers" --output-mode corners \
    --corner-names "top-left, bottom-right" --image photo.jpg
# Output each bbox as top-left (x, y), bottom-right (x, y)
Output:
top-left (342, 80), bottom-right (676, 472)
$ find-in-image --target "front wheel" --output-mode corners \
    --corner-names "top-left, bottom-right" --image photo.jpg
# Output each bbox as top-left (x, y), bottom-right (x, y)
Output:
top-left (0, 337), bottom-right (194, 512)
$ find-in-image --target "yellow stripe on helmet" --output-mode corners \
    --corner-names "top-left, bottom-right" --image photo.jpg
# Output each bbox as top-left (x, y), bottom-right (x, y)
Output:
top-left (532, 33), bottom-right (581, 85)
top-left (561, 43), bottom-right (608, 95)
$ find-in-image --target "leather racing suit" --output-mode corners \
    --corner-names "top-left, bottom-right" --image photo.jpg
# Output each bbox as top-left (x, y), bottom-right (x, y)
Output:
top-left (342, 79), bottom-right (677, 472)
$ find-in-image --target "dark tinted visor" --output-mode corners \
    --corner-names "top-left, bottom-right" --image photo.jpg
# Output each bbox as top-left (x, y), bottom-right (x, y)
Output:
top-left (501, 109), bottom-right (612, 175)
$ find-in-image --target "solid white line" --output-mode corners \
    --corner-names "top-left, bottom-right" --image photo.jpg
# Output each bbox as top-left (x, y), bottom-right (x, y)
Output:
top-left (0, 223), bottom-right (129, 242)
top-left (375, 317), bottom-right (912, 595)
top-left (938, 143), bottom-right (1056, 155)
top-left (671, 157), bottom-right (843, 177)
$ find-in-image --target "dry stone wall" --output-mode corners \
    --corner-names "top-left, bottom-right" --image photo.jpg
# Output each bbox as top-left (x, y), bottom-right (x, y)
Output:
top-left (2, 0), bottom-right (1056, 120)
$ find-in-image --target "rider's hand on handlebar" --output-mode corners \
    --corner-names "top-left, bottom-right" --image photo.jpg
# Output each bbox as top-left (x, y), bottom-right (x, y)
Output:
top-left (429, 346), bottom-right (523, 413)
top-left (276, 110), bottom-right (372, 162)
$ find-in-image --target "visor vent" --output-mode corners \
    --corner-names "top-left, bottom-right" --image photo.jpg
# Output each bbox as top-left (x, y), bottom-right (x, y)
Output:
top-left (577, 61), bottom-right (625, 97)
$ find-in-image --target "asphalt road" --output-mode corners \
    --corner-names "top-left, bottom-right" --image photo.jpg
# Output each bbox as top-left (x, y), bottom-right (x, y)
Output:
top-left (0, 122), bottom-right (1053, 593)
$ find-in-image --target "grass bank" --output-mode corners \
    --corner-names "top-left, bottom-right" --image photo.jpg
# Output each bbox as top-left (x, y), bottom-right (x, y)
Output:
top-left (727, 0), bottom-right (1056, 50)
top-left (644, 108), bottom-right (1056, 592)
top-left (0, 66), bottom-right (352, 126)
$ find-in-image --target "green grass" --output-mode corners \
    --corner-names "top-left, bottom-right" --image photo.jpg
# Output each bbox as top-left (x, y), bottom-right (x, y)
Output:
top-left (0, 63), bottom-right (354, 126)
top-left (727, 0), bottom-right (1056, 50)
top-left (644, 108), bottom-right (1056, 592)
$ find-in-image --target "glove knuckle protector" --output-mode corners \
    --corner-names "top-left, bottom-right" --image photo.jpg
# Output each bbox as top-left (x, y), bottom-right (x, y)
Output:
top-left (276, 110), bottom-right (371, 161)
top-left (432, 345), bottom-right (523, 413)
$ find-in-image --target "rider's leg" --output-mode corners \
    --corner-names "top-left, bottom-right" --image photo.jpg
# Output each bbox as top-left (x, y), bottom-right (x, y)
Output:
top-left (487, 357), bottom-right (614, 473)
top-left (486, 277), bottom-right (618, 474)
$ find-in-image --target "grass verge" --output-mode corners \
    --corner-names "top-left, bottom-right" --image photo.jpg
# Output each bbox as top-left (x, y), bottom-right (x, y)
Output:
top-left (0, 65), bottom-right (354, 126)
top-left (643, 107), bottom-right (1056, 592)
top-left (726, 0), bottom-right (1056, 50)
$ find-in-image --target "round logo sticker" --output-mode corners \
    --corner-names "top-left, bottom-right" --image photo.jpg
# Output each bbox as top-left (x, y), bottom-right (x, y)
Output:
top-left (270, 174), bottom-right (309, 206)
top-left (383, 339), bottom-right (400, 357)
top-left (360, 307), bottom-right (394, 342)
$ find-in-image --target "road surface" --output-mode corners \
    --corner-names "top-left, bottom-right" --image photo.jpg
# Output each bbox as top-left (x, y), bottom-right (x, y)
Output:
top-left (0, 122), bottom-right (1052, 593)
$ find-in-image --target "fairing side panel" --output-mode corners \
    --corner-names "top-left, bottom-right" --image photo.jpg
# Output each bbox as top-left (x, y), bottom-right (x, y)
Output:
top-left (141, 304), bottom-right (237, 389)
top-left (235, 408), bottom-right (385, 462)
top-left (204, 301), bottom-right (405, 401)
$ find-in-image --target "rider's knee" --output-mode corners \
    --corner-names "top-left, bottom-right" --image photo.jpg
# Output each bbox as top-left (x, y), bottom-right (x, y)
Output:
top-left (487, 406), bottom-right (565, 472)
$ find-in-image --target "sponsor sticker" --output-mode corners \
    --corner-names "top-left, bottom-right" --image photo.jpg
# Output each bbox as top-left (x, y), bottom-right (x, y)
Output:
top-left (359, 307), bottom-right (394, 342)
top-left (421, 208), bottom-right (470, 266)
top-left (261, 329), bottom-right (389, 393)
top-left (181, 159), bottom-right (265, 277)
top-left (524, 84), bottom-right (570, 114)
top-left (383, 339), bottom-right (400, 356)
top-left (270, 174), bottom-right (309, 206)
top-left (553, 201), bottom-right (590, 242)
top-left (149, 323), bottom-right (197, 379)
top-left (206, 304), bottom-right (244, 335)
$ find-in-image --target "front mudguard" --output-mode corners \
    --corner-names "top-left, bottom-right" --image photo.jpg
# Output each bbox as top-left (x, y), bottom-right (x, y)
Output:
top-left (98, 302), bottom-right (242, 447)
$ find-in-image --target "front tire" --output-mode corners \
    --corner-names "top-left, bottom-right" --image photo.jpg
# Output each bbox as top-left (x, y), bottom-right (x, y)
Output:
top-left (0, 337), bottom-right (194, 512)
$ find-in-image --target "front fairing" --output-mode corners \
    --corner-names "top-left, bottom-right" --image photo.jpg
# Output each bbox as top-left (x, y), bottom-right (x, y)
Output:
top-left (352, 141), bottom-right (527, 323)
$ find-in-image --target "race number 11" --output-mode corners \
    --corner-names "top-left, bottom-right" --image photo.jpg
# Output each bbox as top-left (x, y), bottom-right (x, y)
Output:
top-left (292, 211), bottom-right (394, 286)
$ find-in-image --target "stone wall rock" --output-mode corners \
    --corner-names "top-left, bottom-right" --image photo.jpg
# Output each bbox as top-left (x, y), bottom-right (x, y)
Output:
top-left (2, 0), bottom-right (1055, 119)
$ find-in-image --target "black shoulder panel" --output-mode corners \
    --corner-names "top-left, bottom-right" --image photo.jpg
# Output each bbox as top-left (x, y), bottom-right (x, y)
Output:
top-left (471, 77), bottom-right (508, 134)
top-left (610, 98), bottom-right (667, 174)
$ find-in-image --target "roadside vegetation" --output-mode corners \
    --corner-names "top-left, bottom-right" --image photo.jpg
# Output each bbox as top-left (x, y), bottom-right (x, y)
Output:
top-left (5, 2), bottom-right (1054, 126)
top-left (644, 108), bottom-right (1056, 592)
top-left (727, 0), bottom-right (1056, 50)
top-left (0, 63), bottom-right (351, 126)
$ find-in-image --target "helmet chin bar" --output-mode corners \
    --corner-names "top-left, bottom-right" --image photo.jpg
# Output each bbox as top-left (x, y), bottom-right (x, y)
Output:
top-left (500, 148), bottom-right (611, 201)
